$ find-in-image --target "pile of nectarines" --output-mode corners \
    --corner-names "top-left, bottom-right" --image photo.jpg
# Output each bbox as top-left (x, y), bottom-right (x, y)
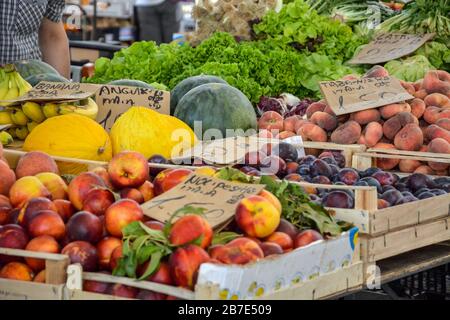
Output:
top-left (257, 68), bottom-right (450, 175)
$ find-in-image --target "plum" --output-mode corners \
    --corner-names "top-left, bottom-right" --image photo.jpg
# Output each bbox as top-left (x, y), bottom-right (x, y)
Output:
top-left (430, 189), bottom-right (446, 196)
top-left (311, 176), bottom-right (331, 185)
top-left (395, 183), bottom-right (408, 192)
top-left (414, 188), bottom-right (430, 196)
top-left (396, 196), bottom-right (418, 205)
top-left (360, 167), bottom-right (381, 178)
top-left (148, 155), bottom-right (168, 177)
top-left (322, 191), bottom-right (354, 209)
top-left (272, 143), bottom-right (298, 162)
top-left (310, 159), bottom-right (332, 178)
top-left (323, 151), bottom-right (346, 168)
top-left (382, 185), bottom-right (396, 193)
top-left (297, 165), bottom-right (310, 176)
top-left (329, 164), bottom-right (340, 176)
top-left (417, 192), bottom-right (435, 199)
top-left (434, 177), bottom-right (450, 186)
top-left (401, 191), bottom-right (415, 198)
top-left (407, 173), bottom-right (437, 192)
top-left (354, 180), bottom-right (369, 187)
top-left (260, 155), bottom-right (287, 176)
top-left (320, 157), bottom-right (338, 166)
top-left (337, 168), bottom-right (360, 185)
top-left (382, 189), bottom-right (403, 206)
top-left (359, 177), bottom-right (382, 193)
top-left (398, 176), bottom-right (409, 184)
top-left (372, 171), bottom-right (395, 186)
top-left (299, 155), bottom-right (316, 166)
top-left (442, 184), bottom-right (450, 193)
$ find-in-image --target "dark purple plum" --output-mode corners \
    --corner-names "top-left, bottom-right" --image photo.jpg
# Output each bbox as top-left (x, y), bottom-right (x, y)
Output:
top-left (417, 192), bottom-right (435, 199)
top-left (337, 168), bottom-right (360, 185)
top-left (442, 184), bottom-right (450, 193)
top-left (320, 157), bottom-right (338, 166)
top-left (354, 180), bottom-right (369, 187)
top-left (327, 151), bottom-right (345, 168)
top-left (395, 183), bottom-right (408, 192)
top-left (329, 164), bottom-right (340, 176)
top-left (382, 185), bottom-right (396, 193)
top-left (299, 155), bottom-right (316, 166)
top-left (434, 177), bottom-right (450, 186)
top-left (311, 176), bottom-right (331, 184)
top-left (260, 155), bottom-right (287, 176)
top-left (310, 159), bottom-right (332, 178)
top-left (430, 189), bottom-right (446, 196)
top-left (414, 188), bottom-right (430, 196)
top-left (322, 191), bottom-right (354, 209)
top-left (272, 143), bottom-right (299, 162)
top-left (297, 165), bottom-right (310, 176)
top-left (372, 171), bottom-right (395, 186)
top-left (360, 177), bottom-right (382, 193)
top-left (148, 154), bottom-right (168, 176)
top-left (392, 174), bottom-right (400, 184)
top-left (407, 173), bottom-right (437, 192)
top-left (398, 176), bottom-right (409, 184)
top-left (396, 196), bottom-right (418, 205)
top-left (381, 189), bottom-right (403, 206)
top-left (401, 191), bottom-right (414, 198)
top-left (240, 166), bottom-right (258, 174)
top-left (360, 167), bottom-right (381, 178)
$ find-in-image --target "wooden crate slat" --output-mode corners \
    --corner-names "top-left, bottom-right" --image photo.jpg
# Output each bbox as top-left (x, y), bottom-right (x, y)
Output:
top-left (0, 279), bottom-right (65, 300)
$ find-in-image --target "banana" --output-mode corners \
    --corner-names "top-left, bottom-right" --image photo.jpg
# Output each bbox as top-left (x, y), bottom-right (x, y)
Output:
top-left (0, 65), bottom-right (32, 106)
top-left (27, 121), bottom-right (39, 132)
top-left (42, 102), bottom-right (59, 118)
top-left (0, 74), bottom-right (9, 101)
top-left (0, 110), bottom-right (13, 125)
top-left (22, 101), bottom-right (45, 123)
top-left (15, 71), bottom-right (32, 96)
top-left (10, 109), bottom-right (29, 126)
top-left (57, 98), bottom-right (98, 119)
top-left (7, 127), bottom-right (17, 138)
top-left (15, 126), bottom-right (29, 140)
top-left (0, 131), bottom-right (13, 145)
top-left (0, 74), bottom-right (19, 105)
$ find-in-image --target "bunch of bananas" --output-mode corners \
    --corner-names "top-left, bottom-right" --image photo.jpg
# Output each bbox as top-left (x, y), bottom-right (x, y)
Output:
top-left (0, 98), bottom-right (98, 141)
top-left (0, 64), bottom-right (32, 106)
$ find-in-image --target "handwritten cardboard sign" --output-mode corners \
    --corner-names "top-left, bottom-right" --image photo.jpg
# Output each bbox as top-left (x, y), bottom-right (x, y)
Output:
top-left (95, 85), bottom-right (170, 131)
top-left (141, 173), bottom-right (265, 228)
top-left (319, 76), bottom-right (414, 115)
top-left (349, 33), bottom-right (434, 64)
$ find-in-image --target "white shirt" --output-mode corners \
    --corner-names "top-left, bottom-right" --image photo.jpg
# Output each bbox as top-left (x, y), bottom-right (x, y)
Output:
top-left (135, 0), bottom-right (165, 6)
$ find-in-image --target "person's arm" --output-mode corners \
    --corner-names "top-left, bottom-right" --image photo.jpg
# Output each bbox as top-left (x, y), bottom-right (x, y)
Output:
top-left (39, 18), bottom-right (70, 79)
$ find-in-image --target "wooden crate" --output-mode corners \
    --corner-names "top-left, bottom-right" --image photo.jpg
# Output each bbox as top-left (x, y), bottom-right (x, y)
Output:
top-left (64, 261), bottom-right (363, 300)
top-left (0, 248), bottom-right (69, 300)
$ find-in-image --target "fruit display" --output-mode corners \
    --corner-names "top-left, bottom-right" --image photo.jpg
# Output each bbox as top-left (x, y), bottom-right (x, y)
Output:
top-left (0, 65), bottom-right (32, 106)
top-left (256, 67), bottom-right (450, 173)
top-left (0, 148), bottom-right (350, 299)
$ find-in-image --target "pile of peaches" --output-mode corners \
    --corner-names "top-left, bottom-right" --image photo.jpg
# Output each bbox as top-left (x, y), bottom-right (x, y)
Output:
top-left (258, 68), bottom-right (450, 175)
top-left (0, 146), bottom-right (325, 299)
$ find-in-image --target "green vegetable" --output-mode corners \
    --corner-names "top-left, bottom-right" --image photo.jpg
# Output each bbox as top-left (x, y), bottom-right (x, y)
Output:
top-left (415, 42), bottom-right (450, 71)
top-left (384, 55), bottom-right (435, 82)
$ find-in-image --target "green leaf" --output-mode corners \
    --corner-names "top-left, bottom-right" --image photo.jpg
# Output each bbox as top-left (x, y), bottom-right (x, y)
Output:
top-left (122, 221), bottom-right (147, 237)
top-left (138, 252), bottom-right (162, 281)
top-left (132, 235), bottom-right (150, 251)
top-left (136, 245), bottom-right (160, 265)
top-left (212, 232), bottom-right (242, 245)
top-left (125, 251), bottom-right (138, 278)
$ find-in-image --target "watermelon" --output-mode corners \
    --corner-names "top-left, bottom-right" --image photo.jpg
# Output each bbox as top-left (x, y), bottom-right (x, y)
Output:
top-left (108, 79), bottom-right (154, 89)
top-left (170, 75), bottom-right (227, 115)
top-left (174, 83), bottom-right (257, 138)
top-left (25, 73), bottom-right (69, 87)
top-left (15, 60), bottom-right (59, 79)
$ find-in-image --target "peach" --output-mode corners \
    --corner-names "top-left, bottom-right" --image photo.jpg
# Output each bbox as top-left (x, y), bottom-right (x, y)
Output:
top-left (424, 93), bottom-right (450, 108)
top-left (414, 165), bottom-right (435, 175)
top-left (169, 244), bottom-right (210, 289)
top-left (400, 81), bottom-right (416, 96)
top-left (62, 240), bottom-right (98, 271)
top-left (235, 195), bottom-right (280, 238)
top-left (294, 229), bottom-right (323, 248)
top-left (363, 65), bottom-right (389, 78)
top-left (68, 172), bottom-right (106, 210)
top-left (422, 70), bottom-right (450, 96)
top-left (53, 199), bottom-right (76, 222)
top-left (394, 124), bottom-right (423, 151)
top-left (108, 151), bottom-right (150, 189)
top-left (436, 70), bottom-right (450, 82)
top-left (428, 161), bottom-right (449, 172)
top-left (310, 112), bottom-right (338, 131)
top-left (35, 172), bottom-right (68, 200)
top-left (305, 102), bottom-right (326, 119)
top-left (399, 159), bottom-right (422, 173)
top-left (0, 262), bottom-right (34, 281)
top-left (0, 224), bottom-right (29, 264)
top-left (282, 115), bottom-right (301, 133)
top-left (67, 211), bottom-right (103, 243)
top-left (90, 166), bottom-right (113, 189)
top-left (210, 238), bottom-right (263, 265)
top-left (120, 188), bottom-right (144, 204)
top-left (82, 189), bottom-right (115, 216)
top-left (108, 284), bottom-right (138, 299)
top-left (275, 219), bottom-right (298, 240)
top-left (258, 189), bottom-right (282, 214)
top-left (409, 99), bottom-right (426, 120)
top-left (9, 176), bottom-right (50, 209)
top-left (428, 138), bottom-right (450, 154)
top-left (18, 197), bottom-right (57, 228)
top-left (426, 107), bottom-right (450, 125)
top-left (374, 143), bottom-right (400, 170)
top-left (414, 89), bottom-right (428, 100)
top-left (264, 232), bottom-right (293, 252)
top-left (436, 118), bottom-right (450, 131)
top-left (297, 123), bottom-right (327, 142)
top-left (377, 199), bottom-right (390, 209)
top-left (413, 80), bottom-right (422, 91)
top-left (294, 119), bottom-right (310, 133)
top-left (109, 245), bottom-right (122, 271)
top-left (105, 199), bottom-right (144, 237)
top-left (363, 122), bottom-right (383, 147)
top-left (258, 111), bottom-right (284, 133)
top-left (25, 235), bottom-right (60, 272)
top-left (351, 109), bottom-right (380, 125)
top-left (330, 121), bottom-right (361, 144)
top-left (0, 195), bottom-right (11, 208)
top-left (15, 151), bottom-right (58, 179)
top-left (380, 103), bottom-right (411, 119)
top-left (28, 210), bottom-right (66, 240)
top-left (138, 261), bottom-right (173, 285)
top-left (137, 181), bottom-right (154, 203)
top-left (275, 131), bottom-right (296, 140)
top-left (383, 112), bottom-right (418, 140)
top-left (34, 270), bottom-right (46, 283)
top-left (169, 214), bottom-right (213, 249)
top-left (0, 206), bottom-right (11, 225)
top-left (259, 242), bottom-right (283, 257)
top-left (144, 220), bottom-right (165, 231)
top-left (97, 237), bottom-right (122, 270)
top-left (83, 278), bottom-right (111, 294)
top-left (0, 160), bottom-right (16, 196)
top-left (153, 168), bottom-right (192, 196)
top-left (425, 125), bottom-right (450, 144)
top-left (323, 104), bottom-right (336, 116)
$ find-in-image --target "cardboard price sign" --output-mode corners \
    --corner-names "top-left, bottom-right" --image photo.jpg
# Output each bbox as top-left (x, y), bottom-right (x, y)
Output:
top-left (141, 173), bottom-right (265, 228)
top-left (349, 33), bottom-right (434, 64)
top-left (95, 85), bottom-right (170, 131)
top-left (319, 76), bottom-right (414, 115)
